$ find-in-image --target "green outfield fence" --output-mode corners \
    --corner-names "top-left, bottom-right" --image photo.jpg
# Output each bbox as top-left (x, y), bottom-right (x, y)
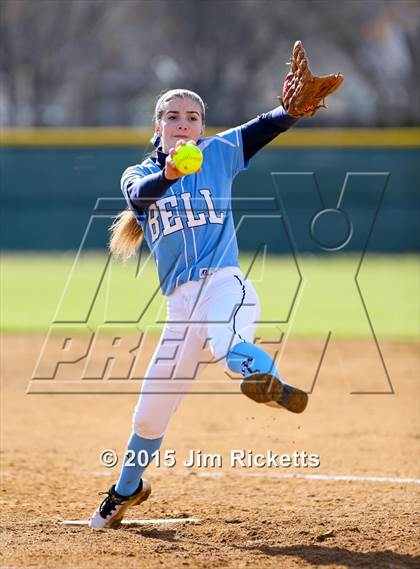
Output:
top-left (1, 128), bottom-right (419, 253)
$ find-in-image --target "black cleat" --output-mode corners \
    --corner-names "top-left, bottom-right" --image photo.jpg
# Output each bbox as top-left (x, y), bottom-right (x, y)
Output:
top-left (89, 480), bottom-right (151, 530)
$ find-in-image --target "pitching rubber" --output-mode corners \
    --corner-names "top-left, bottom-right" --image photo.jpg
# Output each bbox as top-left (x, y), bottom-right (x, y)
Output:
top-left (240, 373), bottom-right (308, 414)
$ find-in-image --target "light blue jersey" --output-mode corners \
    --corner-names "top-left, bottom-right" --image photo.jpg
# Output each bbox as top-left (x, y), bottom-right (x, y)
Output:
top-left (121, 127), bottom-right (249, 296)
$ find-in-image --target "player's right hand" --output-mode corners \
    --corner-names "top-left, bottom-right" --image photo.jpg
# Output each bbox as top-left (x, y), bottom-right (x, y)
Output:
top-left (164, 140), bottom-right (201, 180)
top-left (164, 145), bottom-right (185, 180)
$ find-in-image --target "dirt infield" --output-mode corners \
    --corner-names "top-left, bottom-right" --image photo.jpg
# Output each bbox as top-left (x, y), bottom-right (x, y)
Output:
top-left (1, 335), bottom-right (419, 569)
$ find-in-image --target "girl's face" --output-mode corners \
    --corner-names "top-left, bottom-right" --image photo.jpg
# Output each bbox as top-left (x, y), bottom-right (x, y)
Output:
top-left (156, 97), bottom-right (204, 153)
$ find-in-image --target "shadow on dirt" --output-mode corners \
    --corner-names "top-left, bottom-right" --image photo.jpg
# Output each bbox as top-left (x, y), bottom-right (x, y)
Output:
top-left (252, 544), bottom-right (420, 568)
top-left (127, 528), bottom-right (177, 541)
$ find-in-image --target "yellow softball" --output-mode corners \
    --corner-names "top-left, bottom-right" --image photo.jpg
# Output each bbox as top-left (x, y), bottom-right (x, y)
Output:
top-left (173, 142), bottom-right (203, 175)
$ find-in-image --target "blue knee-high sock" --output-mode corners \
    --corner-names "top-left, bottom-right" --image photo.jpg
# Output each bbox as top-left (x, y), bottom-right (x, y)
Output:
top-left (227, 341), bottom-right (280, 379)
top-left (115, 432), bottom-right (163, 497)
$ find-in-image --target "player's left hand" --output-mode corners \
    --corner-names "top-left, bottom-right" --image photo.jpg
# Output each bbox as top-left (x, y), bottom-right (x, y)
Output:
top-left (280, 40), bottom-right (343, 118)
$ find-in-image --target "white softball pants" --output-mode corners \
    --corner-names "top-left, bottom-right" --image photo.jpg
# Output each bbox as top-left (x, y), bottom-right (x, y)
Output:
top-left (132, 266), bottom-right (260, 438)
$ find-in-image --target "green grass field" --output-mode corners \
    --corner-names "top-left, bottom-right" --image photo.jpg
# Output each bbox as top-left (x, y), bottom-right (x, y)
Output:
top-left (1, 253), bottom-right (418, 339)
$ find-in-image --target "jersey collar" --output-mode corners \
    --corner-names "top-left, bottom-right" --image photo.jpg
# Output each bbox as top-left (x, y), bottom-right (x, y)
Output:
top-left (150, 149), bottom-right (167, 170)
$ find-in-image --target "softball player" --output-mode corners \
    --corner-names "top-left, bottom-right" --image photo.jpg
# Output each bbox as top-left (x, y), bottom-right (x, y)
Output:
top-left (89, 89), bottom-right (308, 529)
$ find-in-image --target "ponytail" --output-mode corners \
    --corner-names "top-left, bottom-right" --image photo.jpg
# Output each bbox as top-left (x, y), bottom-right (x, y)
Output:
top-left (109, 209), bottom-right (143, 261)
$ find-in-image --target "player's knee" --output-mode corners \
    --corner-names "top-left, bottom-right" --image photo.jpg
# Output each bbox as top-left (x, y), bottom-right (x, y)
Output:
top-left (210, 335), bottom-right (229, 363)
top-left (209, 323), bottom-right (257, 368)
top-left (132, 412), bottom-right (166, 439)
top-left (211, 338), bottom-right (253, 373)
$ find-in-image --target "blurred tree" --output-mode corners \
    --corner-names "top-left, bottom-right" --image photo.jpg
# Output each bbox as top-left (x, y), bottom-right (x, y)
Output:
top-left (0, 0), bottom-right (418, 127)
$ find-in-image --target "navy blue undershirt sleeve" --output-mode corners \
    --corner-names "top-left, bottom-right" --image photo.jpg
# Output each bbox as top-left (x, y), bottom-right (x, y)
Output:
top-left (126, 157), bottom-right (175, 212)
top-left (126, 148), bottom-right (176, 213)
top-left (241, 106), bottom-right (298, 162)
